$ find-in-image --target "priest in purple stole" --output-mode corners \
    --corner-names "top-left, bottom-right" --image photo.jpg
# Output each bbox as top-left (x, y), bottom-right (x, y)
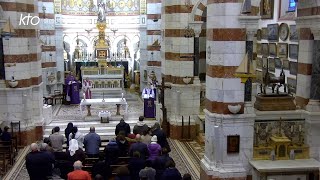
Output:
top-left (65, 72), bottom-right (80, 104)
top-left (142, 85), bottom-right (156, 118)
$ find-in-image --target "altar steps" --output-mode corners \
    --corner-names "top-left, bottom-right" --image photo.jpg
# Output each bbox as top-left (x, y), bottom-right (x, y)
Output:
top-left (43, 119), bottom-right (157, 140)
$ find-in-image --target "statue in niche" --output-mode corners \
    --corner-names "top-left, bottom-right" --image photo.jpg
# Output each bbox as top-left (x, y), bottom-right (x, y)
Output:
top-left (97, 0), bottom-right (106, 22)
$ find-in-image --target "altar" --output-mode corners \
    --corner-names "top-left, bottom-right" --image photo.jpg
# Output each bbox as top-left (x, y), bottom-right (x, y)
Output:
top-left (80, 98), bottom-right (128, 117)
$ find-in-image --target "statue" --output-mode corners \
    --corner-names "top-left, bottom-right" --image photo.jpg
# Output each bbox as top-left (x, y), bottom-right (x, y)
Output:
top-left (97, 0), bottom-right (106, 23)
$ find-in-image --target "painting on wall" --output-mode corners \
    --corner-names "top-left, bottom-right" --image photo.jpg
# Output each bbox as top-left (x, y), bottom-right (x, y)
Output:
top-left (227, 135), bottom-right (240, 153)
top-left (287, 77), bottom-right (297, 94)
top-left (257, 29), bottom-right (262, 41)
top-left (289, 44), bottom-right (299, 59)
top-left (260, 0), bottom-right (274, 19)
top-left (269, 43), bottom-right (277, 57)
top-left (257, 57), bottom-right (263, 69)
top-left (267, 24), bottom-right (279, 41)
top-left (262, 28), bottom-right (268, 40)
top-left (275, 58), bottom-right (282, 69)
top-left (268, 58), bottom-right (275, 72)
top-left (278, 43), bottom-right (288, 58)
top-left (282, 59), bottom-right (289, 70)
top-left (257, 43), bottom-right (261, 55)
top-left (290, 25), bottom-right (298, 41)
top-left (262, 43), bottom-right (269, 57)
top-left (289, 61), bottom-right (298, 75)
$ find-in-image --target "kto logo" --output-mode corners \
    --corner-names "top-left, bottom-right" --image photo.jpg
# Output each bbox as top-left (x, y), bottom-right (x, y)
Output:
top-left (19, 14), bottom-right (40, 26)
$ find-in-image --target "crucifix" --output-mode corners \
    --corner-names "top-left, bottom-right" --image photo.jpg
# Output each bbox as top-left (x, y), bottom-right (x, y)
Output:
top-left (156, 77), bottom-right (171, 136)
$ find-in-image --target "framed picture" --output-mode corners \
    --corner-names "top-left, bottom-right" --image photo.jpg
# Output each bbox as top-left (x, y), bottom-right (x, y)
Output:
top-left (278, 43), bottom-right (288, 58)
top-left (96, 50), bottom-right (107, 58)
top-left (289, 61), bottom-right (298, 75)
top-left (257, 57), bottom-right (263, 69)
top-left (275, 58), bottom-right (282, 69)
top-left (269, 43), bottom-right (277, 57)
top-left (262, 57), bottom-right (268, 69)
top-left (268, 58), bottom-right (275, 72)
top-left (257, 29), bottom-right (262, 41)
top-left (260, 0), bottom-right (274, 19)
top-left (289, 44), bottom-right (299, 59)
top-left (262, 28), bottom-right (268, 40)
top-left (287, 77), bottom-right (297, 94)
top-left (256, 43), bottom-right (261, 55)
top-left (282, 59), bottom-right (289, 70)
top-left (267, 24), bottom-right (279, 41)
top-left (261, 43), bottom-right (269, 57)
top-left (227, 135), bottom-right (240, 153)
top-left (256, 70), bottom-right (263, 83)
top-left (290, 25), bottom-right (298, 41)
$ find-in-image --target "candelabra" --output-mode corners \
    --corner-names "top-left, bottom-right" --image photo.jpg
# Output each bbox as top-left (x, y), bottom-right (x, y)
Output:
top-left (111, 27), bottom-right (118, 35)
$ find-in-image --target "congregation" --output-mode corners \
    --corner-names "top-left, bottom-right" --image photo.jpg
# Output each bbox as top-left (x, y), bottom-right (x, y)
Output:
top-left (25, 117), bottom-right (191, 180)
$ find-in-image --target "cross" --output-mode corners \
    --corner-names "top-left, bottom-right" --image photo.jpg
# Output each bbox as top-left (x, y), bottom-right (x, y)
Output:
top-left (156, 77), bottom-right (171, 136)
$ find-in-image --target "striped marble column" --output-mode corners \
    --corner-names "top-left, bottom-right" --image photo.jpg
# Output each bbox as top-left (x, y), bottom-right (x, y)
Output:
top-left (146, 0), bottom-right (162, 85)
top-left (0, 0), bottom-right (44, 145)
top-left (161, 0), bottom-right (200, 139)
top-left (201, 1), bottom-right (254, 179)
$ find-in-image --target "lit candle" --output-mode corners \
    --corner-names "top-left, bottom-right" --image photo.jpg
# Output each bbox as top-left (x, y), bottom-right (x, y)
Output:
top-left (291, 125), bottom-right (293, 132)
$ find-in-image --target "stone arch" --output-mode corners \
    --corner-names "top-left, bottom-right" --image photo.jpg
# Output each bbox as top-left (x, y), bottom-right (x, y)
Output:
top-left (191, 0), bottom-right (207, 22)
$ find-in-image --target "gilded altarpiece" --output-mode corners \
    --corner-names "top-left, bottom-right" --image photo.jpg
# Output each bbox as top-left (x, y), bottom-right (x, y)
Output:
top-left (253, 119), bottom-right (309, 160)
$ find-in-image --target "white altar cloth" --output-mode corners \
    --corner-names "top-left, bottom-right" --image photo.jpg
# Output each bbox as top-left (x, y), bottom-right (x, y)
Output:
top-left (80, 98), bottom-right (128, 114)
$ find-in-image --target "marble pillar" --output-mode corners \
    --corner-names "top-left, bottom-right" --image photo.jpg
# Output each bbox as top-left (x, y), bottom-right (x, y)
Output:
top-left (310, 40), bottom-right (320, 100)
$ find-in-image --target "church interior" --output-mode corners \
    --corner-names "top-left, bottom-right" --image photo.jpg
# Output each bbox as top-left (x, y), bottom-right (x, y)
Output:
top-left (0, 0), bottom-right (320, 179)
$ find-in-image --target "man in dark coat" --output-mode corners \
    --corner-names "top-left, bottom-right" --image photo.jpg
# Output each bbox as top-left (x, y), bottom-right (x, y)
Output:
top-left (104, 138), bottom-right (120, 165)
top-left (115, 119), bottom-right (131, 136)
top-left (128, 151), bottom-right (145, 180)
top-left (153, 148), bottom-right (173, 180)
top-left (152, 123), bottom-right (170, 152)
top-left (26, 143), bottom-right (55, 180)
top-left (161, 160), bottom-right (182, 180)
top-left (129, 134), bottom-right (149, 159)
top-left (133, 116), bottom-right (149, 135)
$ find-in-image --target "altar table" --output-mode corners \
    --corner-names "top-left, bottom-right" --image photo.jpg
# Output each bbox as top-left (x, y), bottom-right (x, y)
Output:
top-left (80, 98), bottom-right (128, 116)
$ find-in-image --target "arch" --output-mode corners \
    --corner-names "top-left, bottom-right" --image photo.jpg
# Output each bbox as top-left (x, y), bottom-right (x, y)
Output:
top-left (191, 0), bottom-right (207, 22)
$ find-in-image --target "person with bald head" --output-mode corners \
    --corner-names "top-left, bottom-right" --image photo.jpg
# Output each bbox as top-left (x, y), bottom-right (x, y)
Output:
top-left (84, 126), bottom-right (101, 158)
top-left (26, 143), bottom-right (55, 180)
top-left (67, 160), bottom-right (91, 180)
top-left (129, 134), bottom-right (149, 159)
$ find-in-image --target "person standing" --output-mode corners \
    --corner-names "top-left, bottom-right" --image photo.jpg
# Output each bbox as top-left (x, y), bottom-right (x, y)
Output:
top-left (115, 119), bottom-right (131, 136)
top-left (26, 143), bottom-right (55, 180)
top-left (65, 122), bottom-right (74, 146)
top-left (49, 126), bottom-right (64, 152)
top-left (133, 116), bottom-right (149, 135)
top-left (129, 134), bottom-right (149, 159)
top-left (139, 160), bottom-right (156, 180)
top-left (84, 127), bottom-right (101, 158)
top-left (147, 135), bottom-right (161, 161)
top-left (67, 161), bottom-right (91, 180)
top-left (83, 77), bottom-right (92, 99)
top-left (69, 126), bottom-right (84, 150)
top-left (1, 126), bottom-right (11, 141)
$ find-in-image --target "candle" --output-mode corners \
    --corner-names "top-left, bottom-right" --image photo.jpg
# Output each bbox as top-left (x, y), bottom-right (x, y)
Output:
top-left (299, 125), bottom-right (302, 132)
top-left (291, 125), bottom-right (293, 132)
top-left (265, 125), bottom-right (268, 132)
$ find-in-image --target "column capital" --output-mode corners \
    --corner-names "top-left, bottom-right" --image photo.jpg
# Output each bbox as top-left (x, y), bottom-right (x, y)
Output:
top-left (189, 21), bottom-right (203, 37)
top-left (238, 15), bottom-right (260, 41)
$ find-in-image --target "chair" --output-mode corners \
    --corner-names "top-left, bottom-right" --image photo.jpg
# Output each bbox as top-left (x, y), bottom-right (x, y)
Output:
top-left (53, 90), bottom-right (64, 105)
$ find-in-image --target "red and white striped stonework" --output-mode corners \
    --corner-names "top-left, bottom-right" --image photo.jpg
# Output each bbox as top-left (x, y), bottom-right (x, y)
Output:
top-left (146, 0), bottom-right (162, 81)
top-left (1, 0), bottom-right (42, 88)
top-left (205, 0), bottom-right (245, 115)
top-left (295, 28), bottom-right (313, 109)
top-left (161, 0), bottom-right (194, 84)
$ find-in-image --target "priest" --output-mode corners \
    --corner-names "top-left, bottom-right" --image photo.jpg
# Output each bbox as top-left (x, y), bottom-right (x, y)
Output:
top-left (142, 84), bottom-right (156, 118)
top-left (83, 77), bottom-right (92, 99)
top-left (65, 72), bottom-right (80, 104)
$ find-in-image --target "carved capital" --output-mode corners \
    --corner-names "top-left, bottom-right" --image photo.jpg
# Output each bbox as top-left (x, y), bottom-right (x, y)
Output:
top-left (238, 15), bottom-right (260, 41)
top-left (189, 21), bottom-right (203, 37)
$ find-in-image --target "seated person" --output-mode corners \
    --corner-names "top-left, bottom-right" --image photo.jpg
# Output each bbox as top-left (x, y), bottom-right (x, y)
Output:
top-left (1, 126), bottom-right (11, 141)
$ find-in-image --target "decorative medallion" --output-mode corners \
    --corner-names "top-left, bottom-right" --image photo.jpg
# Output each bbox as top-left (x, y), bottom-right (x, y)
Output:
top-left (279, 23), bottom-right (289, 41)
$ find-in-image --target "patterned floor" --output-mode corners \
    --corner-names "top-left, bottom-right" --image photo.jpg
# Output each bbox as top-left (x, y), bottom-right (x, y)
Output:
top-left (6, 91), bottom-right (202, 180)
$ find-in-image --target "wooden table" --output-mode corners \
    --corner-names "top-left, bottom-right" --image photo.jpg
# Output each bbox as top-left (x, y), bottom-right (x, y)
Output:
top-left (80, 98), bottom-right (128, 116)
